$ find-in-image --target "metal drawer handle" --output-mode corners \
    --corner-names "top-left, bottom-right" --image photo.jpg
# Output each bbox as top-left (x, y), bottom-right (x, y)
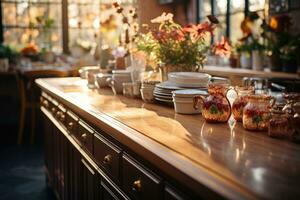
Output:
top-left (103, 154), bottom-right (112, 165)
top-left (60, 114), bottom-right (65, 122)
top-left (43, 100), bottom-right (49, 108)
top-left (56, 111), bottom-right (61, 118)
top-left (132, 179), bottom-right (142, 192)
top-left (68, 122), bottom-right (73, 130)
top-left (51, 107), bottom-right (56, 113)
top-left (81, 133), bottom-right (87, 140)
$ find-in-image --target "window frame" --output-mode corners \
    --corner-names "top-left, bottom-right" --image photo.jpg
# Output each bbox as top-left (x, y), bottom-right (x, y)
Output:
top-left (196, 0), bottom-right (267, 43)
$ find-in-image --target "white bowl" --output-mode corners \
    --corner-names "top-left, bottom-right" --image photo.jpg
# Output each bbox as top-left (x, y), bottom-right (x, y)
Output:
top-left (173, 100), bottom-right (201, 114)
top-left (172, 89), bottom-right (208, 98)
top-left (95, 73), bottom-right (112, 88)
top-left (168, 72), bottom-right (211, 87)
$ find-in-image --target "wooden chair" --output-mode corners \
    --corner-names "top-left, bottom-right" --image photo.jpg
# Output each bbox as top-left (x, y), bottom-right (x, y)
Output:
top-left (17, 69), bottom-right (71, 144)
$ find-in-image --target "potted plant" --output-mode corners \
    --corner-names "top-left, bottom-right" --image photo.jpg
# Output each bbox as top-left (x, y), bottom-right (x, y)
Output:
top-left (250, 40), bottom-right (265, 71)
top-left (36, 16), bottom-right (56, 63)
top-left (136, 12), bottom-right (230, 81)
top-left (280, 38), bottom-right (299, 73)
top-left (262, 14), bottom-right (293, 72)
top-left (0, 44), bottom-right (10, 71)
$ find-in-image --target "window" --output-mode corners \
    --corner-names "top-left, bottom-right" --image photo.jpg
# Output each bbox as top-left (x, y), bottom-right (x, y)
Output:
top-left (197, 0), bottom-right (266, 44)
top-left (230, 0), bottom-right (245, 43)
top-left (1, 0), bottom-right (62, 52)
top-left (0, 0), bottom-right (137, 53)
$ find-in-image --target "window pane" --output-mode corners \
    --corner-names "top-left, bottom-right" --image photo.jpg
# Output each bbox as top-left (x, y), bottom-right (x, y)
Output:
top-left (214, 15), bottom-right (226, 41)
top-left (249, 0), bottom-right (265, 11)
top-left (2, 0), bottom-right (62, 52)
top-left (2, 3), bottom-right (17, 26)
top-left (230, 0), bottom-right (245, 12)
top-left (230, 12), bottom-right (244, 43)
top-left (198, 0), bottom-right (211, 21)
top-left (68, 0), bottom-right (138, 51)
top-left (215, 0), bottom-right (227, 15)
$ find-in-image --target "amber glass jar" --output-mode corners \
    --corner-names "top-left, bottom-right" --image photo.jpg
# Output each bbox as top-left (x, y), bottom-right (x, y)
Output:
top-left (193, 83), bottom-right (231, 123)
top-left (283, 93), bottom-right (300, 142)
top-left (268, 108), bottom-right (290, 139)
top-left (232, 86), bottom-right (254, 122)
top-left (243, 95), bottom-right (275, 131)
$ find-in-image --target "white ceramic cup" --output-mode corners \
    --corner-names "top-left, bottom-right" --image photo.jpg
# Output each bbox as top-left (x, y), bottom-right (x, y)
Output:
top-left (107, 70), bottom-right (132, 94)
top-left (95, 73), bottom-right (112, 89)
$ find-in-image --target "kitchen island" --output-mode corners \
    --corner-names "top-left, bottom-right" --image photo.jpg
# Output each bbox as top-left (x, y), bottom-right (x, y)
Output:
top-left (36, 77), bottom-right (300, 200)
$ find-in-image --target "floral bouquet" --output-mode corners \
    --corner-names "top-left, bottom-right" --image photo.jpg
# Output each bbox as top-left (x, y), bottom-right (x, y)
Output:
top-left (136, 12), bottom-right (230, 72)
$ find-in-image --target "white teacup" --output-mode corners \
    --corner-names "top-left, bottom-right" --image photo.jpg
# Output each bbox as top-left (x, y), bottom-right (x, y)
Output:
top-left (107, 70), bottom-right (132, 94)
top-left (95, 73), bottom-right (112, 89)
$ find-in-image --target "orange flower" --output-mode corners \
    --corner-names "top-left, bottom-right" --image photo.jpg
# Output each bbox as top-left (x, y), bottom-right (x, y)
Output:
top-left (213, 37), bottom-right (231, 57)
top-left (183, 22), bottom-right (214, 42)
top-left (151, 12), bottom-right (174, 24)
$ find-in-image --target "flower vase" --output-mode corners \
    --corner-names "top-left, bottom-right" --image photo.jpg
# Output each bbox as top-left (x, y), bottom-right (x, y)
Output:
top-left (0, 58), bottom-right (9, 72)
top-left (268, 54), bottom-right (282, 72)
top-left (43, 51), bottom-right (56, 64)
top-left (115, 57), bottom-right (126, 69)
top-left (240, 52), bottom-right (252, 69)
top-left (252, 50), bottom-right (263, 71)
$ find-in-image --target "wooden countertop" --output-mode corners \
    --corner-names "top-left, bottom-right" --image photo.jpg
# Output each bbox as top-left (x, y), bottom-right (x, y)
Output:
top-left (36, 77), bottom-right (300, 200)
top-left (203, 65), bottom-right (299, 79)
top-left (202, 65), bottom-right (299, 85)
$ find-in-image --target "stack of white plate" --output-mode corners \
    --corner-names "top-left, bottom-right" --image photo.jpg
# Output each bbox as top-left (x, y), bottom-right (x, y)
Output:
top-left (168, 72), bottom-right (211, 88)
top-left (153, 81), bottom-right (207, 106)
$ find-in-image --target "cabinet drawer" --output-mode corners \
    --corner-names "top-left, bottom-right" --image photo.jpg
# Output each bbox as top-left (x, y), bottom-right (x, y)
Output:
top-left (122, 154), bottom-right (163, 200)
top-left (94, 133), bottom-right (121, 183)
top-left (78, 121), bottom-right (94, 155)
top-left (165, 184), bottom-right (190, 200)
top-left (65, 111), bottom-right (78, 135)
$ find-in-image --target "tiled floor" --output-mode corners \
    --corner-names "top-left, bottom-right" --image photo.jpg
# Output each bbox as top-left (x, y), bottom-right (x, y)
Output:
top-left (0, 144), bottom-right (55, 200)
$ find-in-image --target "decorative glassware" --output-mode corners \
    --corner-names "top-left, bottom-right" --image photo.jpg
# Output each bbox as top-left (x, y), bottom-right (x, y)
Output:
top-left (193, 83), bottom-right (231, 123)
top-left (243, 95), bottom-right (276, 131)
top-left (283, 93), bottom-right (300, 142)
top-left (268, 105), bottom-right (290, 139)
top-left (291, 102), bottom-right (300, 143)
top-left (232, 86), bottom-right (254, 122)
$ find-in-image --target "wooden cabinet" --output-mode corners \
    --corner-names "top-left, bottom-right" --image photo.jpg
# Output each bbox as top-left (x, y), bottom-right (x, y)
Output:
top-left (40, 92), bottom-right (196, 200)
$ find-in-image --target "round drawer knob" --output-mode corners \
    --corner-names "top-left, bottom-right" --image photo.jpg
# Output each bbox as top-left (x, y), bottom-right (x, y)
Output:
top-left (81, 133), bottom-right (87, 140)
top-left (132, 179), bottom-right (142, 192)
top-left (51, 107), bottom-right (56, 113)
top-left (60, 114), bottom-right (65, 122)
top-left (103, 155), bottom-right (112, 165)
top-left (68, 122), bottom-right (74, 130)
top-left (56, 111), bottom-right (62, 118)
top-left (43, 100), bottom-right (49, 108)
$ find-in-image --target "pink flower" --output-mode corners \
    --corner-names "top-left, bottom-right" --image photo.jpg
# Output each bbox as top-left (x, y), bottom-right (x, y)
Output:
top-left (151, 12), bottom-right (174, 24)
top-left (170, 30), bottom-right (185, 41)
top-left (183, 22), bottom-right (215, 42)
top-left (213, 37), bottom-right (231, 57)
